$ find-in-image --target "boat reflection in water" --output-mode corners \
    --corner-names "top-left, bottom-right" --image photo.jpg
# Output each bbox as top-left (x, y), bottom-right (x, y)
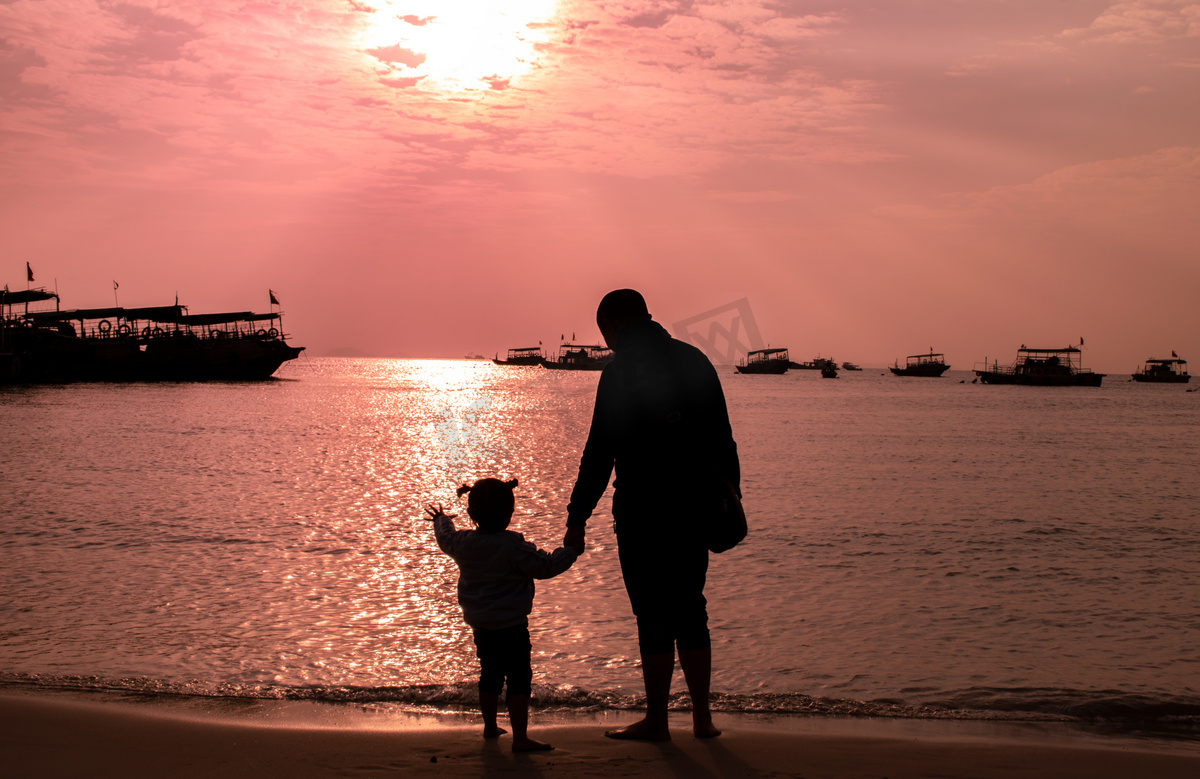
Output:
top-left (975, 345), bottom-right (1104, 387)
top-left (1, 287), bottom-right (303, 382)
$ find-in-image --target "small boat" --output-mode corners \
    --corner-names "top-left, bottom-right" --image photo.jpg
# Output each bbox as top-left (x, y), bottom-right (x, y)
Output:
top-left (464, 353), bottom-right (486, 360)
top-left (1132, 356), bottom-right (1190, 383)
top-left (542, 343), bottom-right (613, 371)
top-left (890, 351), bottom-right (950, 377)
top-left (493, 347), bottom-right (545, 366)
top-left (737, 348), bottom-right (790, 374)
top-left (788, 355), bottom-right (835, 371)
top-left (841, 362), bottom-right (862, 371)
top-left (974, 346), bottom-right (1104, 387)
top-left (2, 287), bottom-right (303, 382)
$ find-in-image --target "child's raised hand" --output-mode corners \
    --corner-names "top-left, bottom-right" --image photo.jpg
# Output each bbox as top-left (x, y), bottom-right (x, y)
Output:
top-left (424, 503), bottom-right (456, 521)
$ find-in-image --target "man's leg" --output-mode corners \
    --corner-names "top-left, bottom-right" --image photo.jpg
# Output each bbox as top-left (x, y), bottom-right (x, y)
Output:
top-left (605, 651), bottom-right (674, 741)
top-left (678, 647), bottom-right (720, 738)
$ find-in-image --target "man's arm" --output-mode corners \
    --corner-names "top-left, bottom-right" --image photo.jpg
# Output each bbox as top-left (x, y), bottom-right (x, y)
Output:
top-left (565, 370), bottom-right (616, 529)
top-left (708, 367), bottom-right (740, 496)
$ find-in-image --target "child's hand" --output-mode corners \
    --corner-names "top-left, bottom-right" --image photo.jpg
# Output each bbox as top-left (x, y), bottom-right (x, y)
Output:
top-left (424, 503), bottom-right (456, 522)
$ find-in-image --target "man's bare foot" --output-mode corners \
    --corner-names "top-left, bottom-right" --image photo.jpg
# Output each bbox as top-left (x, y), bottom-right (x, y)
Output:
top-left (693, 720), bottom-right (721, 739)
top-left (483, 725), bottom-right (507, 739)
top-left (604, 718), bottom-right (671, 742)
top-left (512, 736), bottom-right (553, 752)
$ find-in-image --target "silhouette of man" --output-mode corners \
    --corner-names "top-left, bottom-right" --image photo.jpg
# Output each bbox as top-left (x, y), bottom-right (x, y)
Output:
top-left (563, 289), bottom-right (740, 740)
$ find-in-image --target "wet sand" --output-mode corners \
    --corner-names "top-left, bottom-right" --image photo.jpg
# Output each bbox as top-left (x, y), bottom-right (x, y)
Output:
top-left (4, 691), bottom-right (1199, 778)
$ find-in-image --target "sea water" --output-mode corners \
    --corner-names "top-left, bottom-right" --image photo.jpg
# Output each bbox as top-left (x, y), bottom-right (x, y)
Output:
top-left (2, 358), bottom-right (1198, 735)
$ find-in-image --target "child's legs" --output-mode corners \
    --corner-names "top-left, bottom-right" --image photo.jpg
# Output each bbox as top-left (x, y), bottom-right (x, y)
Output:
top-left (499, 625), bottom-right (534, 738)
top-left (472, 629), bottom-right (507, 732)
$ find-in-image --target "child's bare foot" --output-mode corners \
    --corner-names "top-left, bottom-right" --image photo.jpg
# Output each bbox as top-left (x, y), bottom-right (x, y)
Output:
top-left (512, 736), bottom-right (553, 752)
top-left (483, 725), bottom-right (507, 739)
top-left (604, 718), bottom-right (671, 741)
top-left (693, 719), bottom-right (721, 739)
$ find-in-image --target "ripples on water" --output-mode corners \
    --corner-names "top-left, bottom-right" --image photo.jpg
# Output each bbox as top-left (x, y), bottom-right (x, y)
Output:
top-left (2, 358), bottom-right (1198, 733)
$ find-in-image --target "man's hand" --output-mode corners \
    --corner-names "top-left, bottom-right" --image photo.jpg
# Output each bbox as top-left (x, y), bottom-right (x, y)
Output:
top-left (564, 525), bottom-right (586, 555)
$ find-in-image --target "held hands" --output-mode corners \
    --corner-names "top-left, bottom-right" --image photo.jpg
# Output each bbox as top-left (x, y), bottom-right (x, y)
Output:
top-left (563, 525), bottom-right (586, 555)
top-left (424, 503), bottom-right (456, 522)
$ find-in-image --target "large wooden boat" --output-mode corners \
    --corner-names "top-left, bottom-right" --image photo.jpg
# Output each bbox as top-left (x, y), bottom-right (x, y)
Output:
top-left (890, 351), bottom-right (950, 377)
top-left (1132, 356), bottom-right (1190, 383)
top-left (1, 287), bottom-right (303, 382)
top-left (737, 347), bottom-right (790, 374)
top-left (492, 347), bottom-right (545, 366)
top-left (974, 346), bottom-right (1104, 387)
top-left (542, 343), bottom-right (613, 371)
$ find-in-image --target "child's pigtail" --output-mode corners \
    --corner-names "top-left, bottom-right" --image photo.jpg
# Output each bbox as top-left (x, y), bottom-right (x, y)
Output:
top-left (504, 478), bottom-right (518, 490)
top-left (456, 483), bottom-right (472, 498)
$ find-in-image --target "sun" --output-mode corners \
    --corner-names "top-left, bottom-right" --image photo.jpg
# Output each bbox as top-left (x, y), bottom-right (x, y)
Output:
top-left (362, 1), bottom-right (559, 93)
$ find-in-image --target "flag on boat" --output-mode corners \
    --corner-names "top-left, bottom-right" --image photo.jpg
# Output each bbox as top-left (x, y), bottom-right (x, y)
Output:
top-left (113, 281), bottom-right (119, 290)
top-left (26, 262), bottom-right (33, 282)
top-left (269, 289), bottom-right (279, 305)
top-left (1173, 350), bottom-right (1179, 358)
top-left (1080, 337), bottom-right (1084, 346)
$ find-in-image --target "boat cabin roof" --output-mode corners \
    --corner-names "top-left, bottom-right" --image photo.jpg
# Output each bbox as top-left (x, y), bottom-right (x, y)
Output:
top-left (1018, 346), bottom-right (1081, 355)
top-left (28, 305), bottom-right (185, 323)
top-left (1, 289), bottom-right (59, 306)
top-left (1145, 357), bottom-right (1186, 365)
top-left (24, 306), bottom-right (279, 326)
top-left (907, 351), bottom-right (944, 360)
top-left (509, 346), bottom-right (541, 353)
top-left (748, 348), bottom-right (789, 357)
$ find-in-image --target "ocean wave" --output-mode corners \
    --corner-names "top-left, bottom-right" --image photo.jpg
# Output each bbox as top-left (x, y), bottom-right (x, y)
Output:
top-left (3, 672), bottom-right (1198, 737)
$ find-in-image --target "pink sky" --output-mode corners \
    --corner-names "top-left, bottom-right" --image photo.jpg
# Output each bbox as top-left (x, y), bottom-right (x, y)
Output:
top-left (2, 0), bottom-right (1198, 372)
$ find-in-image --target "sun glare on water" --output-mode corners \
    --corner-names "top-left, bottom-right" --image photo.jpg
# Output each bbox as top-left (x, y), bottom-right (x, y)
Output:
top-left (362, 1), bottom-right (560, 93)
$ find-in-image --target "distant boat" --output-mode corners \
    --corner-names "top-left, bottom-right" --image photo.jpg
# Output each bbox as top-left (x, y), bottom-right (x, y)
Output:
top-left (493, 347), bottom-right (545, 366)
top-left (737, 347), bottom-right (790, 374)
top-left (975, 346), bottom-right (1104, 387)
top-left (542, 343), bottom-right (613, 371)
top-left (1132, 356), bottom-right (1190, 383)
top-left (841, 362), bottom-right (862, 371)
top-left (464, 353), bottom-right (486, 360)
top-left (788, 355), bottom-right (835, 371)
top-left (890, 351), bottom-right (950, 377)
top-left (1, 287), bottom-right (303, 382)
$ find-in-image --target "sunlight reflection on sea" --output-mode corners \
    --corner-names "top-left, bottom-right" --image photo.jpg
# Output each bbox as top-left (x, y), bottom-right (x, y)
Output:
top-left (2, 359), bottom-right (1198, 726)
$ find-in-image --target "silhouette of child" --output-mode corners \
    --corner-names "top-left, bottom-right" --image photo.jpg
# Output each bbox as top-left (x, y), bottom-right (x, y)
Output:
top-left (424, 477), bottom-right (581, 752)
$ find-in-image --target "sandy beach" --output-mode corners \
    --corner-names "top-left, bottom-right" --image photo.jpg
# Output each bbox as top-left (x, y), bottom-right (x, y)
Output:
top-left (4, 691), bottom-right (1199, 778)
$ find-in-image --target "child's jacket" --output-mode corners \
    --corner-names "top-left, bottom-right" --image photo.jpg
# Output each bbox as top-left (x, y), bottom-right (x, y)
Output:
top-left (433, 516), bottom-right (578, 630)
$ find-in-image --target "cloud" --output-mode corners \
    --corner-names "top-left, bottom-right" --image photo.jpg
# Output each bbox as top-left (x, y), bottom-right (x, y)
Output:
top-left (367, 44), bottom-right (426, 67)
top-left (1061, 0), bottom-right (1200, 45)
top-left (0, 39), bottom-right (49, 101)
